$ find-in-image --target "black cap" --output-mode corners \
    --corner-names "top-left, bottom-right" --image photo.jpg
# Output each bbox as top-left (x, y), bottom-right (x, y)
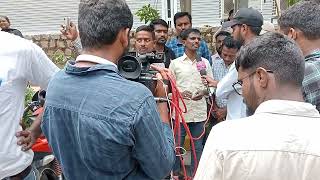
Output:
top-left (222, 8), bottom-right (263, 28)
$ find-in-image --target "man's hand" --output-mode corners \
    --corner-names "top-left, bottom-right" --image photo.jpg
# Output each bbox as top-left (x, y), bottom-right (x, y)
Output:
top-left (61, 21), bottom-right (78, 41)
top-left (191, 90), bottom-right (205, 101)
top-left (150, 64), bottom-right (172, 98)
top-left (202, 75), bottom-right (219, 87)
top-left (215, 108), bottom-right (227, 122)
top-left (150, 65), bottom-right (173, 124)
top-left (16, 130), bottom-right (37, 151)
top-left (16, 111), bottom-right (43, 151)
top-left (181, 90), bottom-right (193, 100)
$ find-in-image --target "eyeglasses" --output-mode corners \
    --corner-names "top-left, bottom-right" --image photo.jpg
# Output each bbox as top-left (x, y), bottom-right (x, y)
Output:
top-left (232, 69), bottom-right (273, 95)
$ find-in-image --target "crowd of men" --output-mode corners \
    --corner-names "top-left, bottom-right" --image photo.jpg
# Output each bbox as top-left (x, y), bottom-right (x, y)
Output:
top-left (1, 0), bottom-right (320, 179)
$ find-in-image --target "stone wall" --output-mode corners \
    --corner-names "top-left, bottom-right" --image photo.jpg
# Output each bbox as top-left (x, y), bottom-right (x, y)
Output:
top-left (25, 34), bottom-right (74, 58)
top-left (25, 27), bottom-right (221, 65)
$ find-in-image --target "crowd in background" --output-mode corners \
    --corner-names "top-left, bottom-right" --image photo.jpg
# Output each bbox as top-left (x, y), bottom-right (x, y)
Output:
top-left (1, 0), bottom-right (320, 179)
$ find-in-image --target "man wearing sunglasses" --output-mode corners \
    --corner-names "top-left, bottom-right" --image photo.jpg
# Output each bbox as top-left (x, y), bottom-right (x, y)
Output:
top-left (195, 32), bottom-right (320, 180)
top-left (212, 8), bottom-right (263, 119)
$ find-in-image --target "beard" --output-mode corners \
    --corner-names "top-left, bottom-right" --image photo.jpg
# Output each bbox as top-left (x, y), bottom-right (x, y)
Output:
top-left (243, 82), bottom-right (258, 117)
top-left (157, 38), bottom-right (166, 44)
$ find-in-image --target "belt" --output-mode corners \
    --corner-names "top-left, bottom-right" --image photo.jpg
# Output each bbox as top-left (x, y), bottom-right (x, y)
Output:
top-left (9, 166), bottom-right (32, 180)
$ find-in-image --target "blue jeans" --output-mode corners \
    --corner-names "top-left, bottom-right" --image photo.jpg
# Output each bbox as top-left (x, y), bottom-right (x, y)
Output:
top-left (23, 169), bottom-right (36, 180)
top-left (174, 121), bottom-right (205, 175)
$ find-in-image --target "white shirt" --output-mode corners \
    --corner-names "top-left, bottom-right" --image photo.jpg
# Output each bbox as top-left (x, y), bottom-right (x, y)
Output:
top-left (169, 54), bottom-right (213, 123)
top-left (195, 100), bottom-right (320, 180)
top-left (0, 32), bottom-right (59, 178)
top-left (215, 62), bottom-right (247, 120)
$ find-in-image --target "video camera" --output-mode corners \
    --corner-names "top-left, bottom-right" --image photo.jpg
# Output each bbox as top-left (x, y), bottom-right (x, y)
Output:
top-left (118, 51), bottom-right (164, 92)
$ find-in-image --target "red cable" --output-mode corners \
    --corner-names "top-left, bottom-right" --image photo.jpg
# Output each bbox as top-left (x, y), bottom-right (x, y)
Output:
top-left (165, 72), bottom-right (215, 179)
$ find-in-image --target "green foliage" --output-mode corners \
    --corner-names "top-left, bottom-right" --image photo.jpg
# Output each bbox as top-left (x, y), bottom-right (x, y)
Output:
top-left (135, 4), bottom-right (160, 24)
top-left (287, 0), bottom-right (300, 6)
top-left (51, 50), bottom-right (73, 68)
top-left (24, 86), bottom-right (35, 107)
top-left (22, 86), bottom-right (35, 128)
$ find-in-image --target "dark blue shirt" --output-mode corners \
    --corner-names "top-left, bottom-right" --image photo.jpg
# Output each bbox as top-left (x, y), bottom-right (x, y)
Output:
top-left (42, 61), bottom-right (175, 180)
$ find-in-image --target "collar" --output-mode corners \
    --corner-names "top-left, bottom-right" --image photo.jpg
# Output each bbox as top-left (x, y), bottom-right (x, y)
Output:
top-left (305, 49), bottom-right (320, 61)
top-left (76, 54), bottom-right (117, 68)
top-left (212, 53), bottom-right (222, 60)
top-left (255, 100), bottom-right (320, 118)
top-left (182, 53), bottom-right (196, 62)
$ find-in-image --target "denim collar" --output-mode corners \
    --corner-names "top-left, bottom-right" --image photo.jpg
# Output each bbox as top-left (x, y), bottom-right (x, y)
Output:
top-left (65, 60), bottom-right (119, 76)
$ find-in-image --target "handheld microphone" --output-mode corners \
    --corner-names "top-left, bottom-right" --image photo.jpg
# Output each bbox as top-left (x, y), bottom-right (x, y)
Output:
top-left (196, 58), bottom-right (213, 97)
top-left (196, 60), bottom-right (207, 76)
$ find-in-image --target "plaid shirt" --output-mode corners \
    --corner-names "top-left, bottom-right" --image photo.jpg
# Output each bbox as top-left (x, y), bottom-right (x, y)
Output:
top-left (302, 50), bottom-right (320, 112)
top-left (211, 53), bottom-right (230, 108)
top-left (166, 37), bottom-right (212, 65)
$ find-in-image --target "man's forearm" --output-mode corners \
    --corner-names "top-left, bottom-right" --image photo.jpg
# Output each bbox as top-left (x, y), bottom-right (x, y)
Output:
top-left (157, 102), bottom-right (170, 124)
top-left (28, 111), bottom-right (43, 138)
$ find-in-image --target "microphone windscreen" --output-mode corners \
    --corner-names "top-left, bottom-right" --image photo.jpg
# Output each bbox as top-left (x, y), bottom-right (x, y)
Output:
top-left (200, 69), bottom-right (207, 76)
top-left (196, 60), bottom-right (207, 74)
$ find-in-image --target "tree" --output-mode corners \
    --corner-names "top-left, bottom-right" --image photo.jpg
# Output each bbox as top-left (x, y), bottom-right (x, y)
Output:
top-left (287, 0), bottom-right (300, 6)
top-left (135, 4), bottom-right (160, 24)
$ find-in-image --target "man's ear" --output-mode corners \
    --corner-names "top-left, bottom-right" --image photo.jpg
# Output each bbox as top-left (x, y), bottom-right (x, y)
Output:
top-left (287, 28), bottom-right (297, 40)
top-left (241, 24), bottom-right (248, 36)
top-left (182, 39), bottom-right (186, 46)
top-left (256, 68), bottom-right (269, 88)
top-left (120, 28), bottom-right (130, 48)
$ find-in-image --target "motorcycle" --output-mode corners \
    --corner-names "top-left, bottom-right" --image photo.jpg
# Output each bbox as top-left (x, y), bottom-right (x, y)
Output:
top-left (23, 90), bottom-right (63, 180)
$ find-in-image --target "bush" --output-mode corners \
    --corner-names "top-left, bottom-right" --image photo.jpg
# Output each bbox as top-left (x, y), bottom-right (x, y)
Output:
top-left (135, 4), bottom-right (160, 24)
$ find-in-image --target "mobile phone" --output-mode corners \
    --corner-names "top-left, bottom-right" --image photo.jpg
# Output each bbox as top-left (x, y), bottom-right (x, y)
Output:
top-left (64, 17), bottom-right (71, 31)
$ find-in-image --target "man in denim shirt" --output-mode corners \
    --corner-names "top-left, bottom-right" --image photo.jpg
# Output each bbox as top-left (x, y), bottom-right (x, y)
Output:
top-left (41, 0), bottom-right (175, 179)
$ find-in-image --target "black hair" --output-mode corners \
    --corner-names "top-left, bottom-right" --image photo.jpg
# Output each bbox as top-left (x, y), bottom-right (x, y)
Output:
top-left (174, 12), bottom-right (192, 27)
top-left (229, 9), bottom-right (234, 16)
top-left (249, 26), bottom-right (262, 36)
top-left (135, 25), bottom-right (156, 40)
top-left (0, 15), bottom-right (10, 24)
top-left (215, 31), bottom-right (231, 40)
top-left (235, 32), bottom-right (305, 86)
top-left (149, 19), bottom-right (168, 29)
top-left (78, 0), bottom-right (133, 49)
top-left (180, 28), bottom-right (200, 40)
top-left (222, 36), bottom-right (241, 50)
top-left (278, 1), bottom-right (320, 39)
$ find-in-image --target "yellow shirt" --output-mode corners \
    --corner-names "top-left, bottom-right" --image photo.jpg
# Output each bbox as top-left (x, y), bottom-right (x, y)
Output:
top-left (169, 54), bottom-right (213, 123)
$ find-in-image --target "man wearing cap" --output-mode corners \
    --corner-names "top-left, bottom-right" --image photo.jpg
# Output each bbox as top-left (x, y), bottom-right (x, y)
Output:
top-left (214, 8), bottom-right (263, 119)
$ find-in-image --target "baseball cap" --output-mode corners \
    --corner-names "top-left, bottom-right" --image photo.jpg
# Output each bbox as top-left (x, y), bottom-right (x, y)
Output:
top-left (222, 8), bottom-right (264, 28)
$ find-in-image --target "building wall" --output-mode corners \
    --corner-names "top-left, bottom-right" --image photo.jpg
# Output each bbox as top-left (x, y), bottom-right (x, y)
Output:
top-left (191, 0), bottom-right (223, 27)
top-left (0, 0), bottom-right (79, 35)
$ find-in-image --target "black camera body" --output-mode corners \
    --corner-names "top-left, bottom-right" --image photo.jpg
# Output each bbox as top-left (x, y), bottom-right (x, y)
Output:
top-left (118, 51), bottom-right (164, 92)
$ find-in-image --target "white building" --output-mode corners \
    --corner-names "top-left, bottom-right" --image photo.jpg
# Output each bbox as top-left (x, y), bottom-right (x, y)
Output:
top-left (0, 0), bottom-right (277, 35)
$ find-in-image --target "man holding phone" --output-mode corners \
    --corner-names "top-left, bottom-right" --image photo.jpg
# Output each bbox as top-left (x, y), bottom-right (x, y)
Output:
top-left (169, 28), bottom-right (213, 176)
